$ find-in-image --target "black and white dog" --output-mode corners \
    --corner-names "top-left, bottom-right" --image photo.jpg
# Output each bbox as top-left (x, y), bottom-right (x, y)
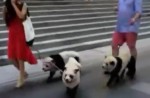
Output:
top-left (102, 52), bottom-right (131, 87)
top-left (42, 51), bottom-right (80, 83)
top-left (62, 57), bottom-right (81, 97)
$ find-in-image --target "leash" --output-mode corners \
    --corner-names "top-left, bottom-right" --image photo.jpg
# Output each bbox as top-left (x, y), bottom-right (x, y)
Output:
top-left (32, 47), bottom-right (63, 73)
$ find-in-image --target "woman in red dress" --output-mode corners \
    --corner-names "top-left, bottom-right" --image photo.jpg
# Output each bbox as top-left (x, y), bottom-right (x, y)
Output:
top-left (3, 0), bottom-right (37, 88)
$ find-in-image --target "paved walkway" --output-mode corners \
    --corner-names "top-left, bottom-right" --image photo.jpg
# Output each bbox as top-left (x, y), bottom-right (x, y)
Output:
top-left (0, 38), bottom-right (150, 86)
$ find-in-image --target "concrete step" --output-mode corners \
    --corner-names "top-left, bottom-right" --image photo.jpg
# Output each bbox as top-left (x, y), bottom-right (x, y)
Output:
top-left (28, 5), bottom-right (150, 11)
top-left (0, 32), bottom-right (150, 66)
top-left (0, 26), bottom-right (149, 54)
top-left (22, 1), bottom-right (150, 6)
top-left (0, 7), bottom-right (150, 24)
top-left (0, 8), bottom-right (150, 24)
top-left (0, 1), bottom-right (117, 6)
top-left (32, 30), bottom-right (150, 50)
top-left (1, 0), bottom-right (149, 6)
top-left (27, 4), bottom-right (117, 11)
top-left (2, 5), bottom-right (150, 17)
top-left (31, 10), bottom-right (115, 17)
top-left (1, 15), bottom-right (150, 29)
top-left (0, 18), bottom-right (149, 41)
top-left (0, 14), bottom-right (149, 33)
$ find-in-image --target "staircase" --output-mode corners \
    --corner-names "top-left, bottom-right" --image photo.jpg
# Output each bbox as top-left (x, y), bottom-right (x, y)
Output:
top-left (0, 0), bottom-right (150, 66)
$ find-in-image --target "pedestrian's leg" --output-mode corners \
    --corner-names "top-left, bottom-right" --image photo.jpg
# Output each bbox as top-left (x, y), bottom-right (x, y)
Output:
top-left (10, 59), bottom-right (28, 79)
top-left (16, 60), bottom-right (26, 88)
top-left (111, 32), bottom-right (124, 57)
top-left (10, 59), bottom-right (19, 70)
top-left (126, 33), bottom-right (137, 79)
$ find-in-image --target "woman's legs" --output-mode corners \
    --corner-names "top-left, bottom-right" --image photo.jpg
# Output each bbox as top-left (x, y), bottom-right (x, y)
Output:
top-left (10, 59), bottom-right (19, 70)
top-left (10, 59), bottom-right (26, 87)
top-left (10, 59), bottom-right (28, 79)
top-left (16, 60), bottom-right (26, 88)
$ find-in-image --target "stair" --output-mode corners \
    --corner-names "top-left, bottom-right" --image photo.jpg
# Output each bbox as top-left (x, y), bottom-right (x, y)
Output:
top-left (0, 0), bottom-right (150, 66)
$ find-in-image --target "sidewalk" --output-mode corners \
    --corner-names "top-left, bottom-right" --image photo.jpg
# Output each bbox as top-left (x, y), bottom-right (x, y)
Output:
top-left (0, 38), bottom-right (150, 86)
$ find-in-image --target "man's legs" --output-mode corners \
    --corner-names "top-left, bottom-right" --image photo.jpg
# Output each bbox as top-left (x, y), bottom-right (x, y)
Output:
top-left (126, 32), bottom-right (137, 79)
top-left (126, 33), bottom-right (137, 58)
top-left (112, 32), bottom-right (125, 57)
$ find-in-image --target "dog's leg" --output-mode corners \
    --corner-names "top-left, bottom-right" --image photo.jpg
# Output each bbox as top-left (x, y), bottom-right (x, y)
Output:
top-left (120, 69), bottom-right (125, 80)
top-left (59, 71), bottom-right (63, 78)
top-left (126, 56), bottom-right (136, 80)
top-left (115, 75), bottom-right (120, 83)
top-left (66, 87), bottom-right (71, 95)
top-left (66, 86), bottom-right (78, 98)
top-left (72, 85), bottom-right (78, 96)
top-left (104, 71), bottom-right (111, 75)
top-left (107, 75), bottom-right (116, 87)
top-left (46, 71), bottom-right (56, 83)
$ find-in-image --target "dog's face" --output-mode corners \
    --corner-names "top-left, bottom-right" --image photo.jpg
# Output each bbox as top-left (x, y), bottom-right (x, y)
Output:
top-left (102, 56), bottom-right (117, 71)
top-left (42, 57), bottom-right (56, 71)
top-left (63, 57), bottom-right (81, 84)
top-left (63, 68), bottom-right (80, 83)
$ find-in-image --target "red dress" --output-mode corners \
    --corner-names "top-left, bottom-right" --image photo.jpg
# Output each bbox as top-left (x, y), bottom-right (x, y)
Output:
top-left (7, 16), bottom-right (37, 64)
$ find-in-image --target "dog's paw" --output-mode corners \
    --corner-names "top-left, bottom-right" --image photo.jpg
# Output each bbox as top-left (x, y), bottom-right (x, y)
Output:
top-left (66, 90), bottom-right (76, 98)
top-left (126, 71), bottom-right (136, 80)
top-left (106, 83), bottom-right (114, 88)
top-left (106, 84), bottom-right (111, 88)
top-left (46, 77), bottom-right (52, 83)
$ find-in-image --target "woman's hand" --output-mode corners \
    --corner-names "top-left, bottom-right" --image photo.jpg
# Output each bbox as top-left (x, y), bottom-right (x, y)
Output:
top-left (11, 0), bottom-right (16, 5)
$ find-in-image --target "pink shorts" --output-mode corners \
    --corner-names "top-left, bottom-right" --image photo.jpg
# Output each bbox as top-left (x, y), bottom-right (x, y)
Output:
top-left (112, 32), bottom-right (137, 48)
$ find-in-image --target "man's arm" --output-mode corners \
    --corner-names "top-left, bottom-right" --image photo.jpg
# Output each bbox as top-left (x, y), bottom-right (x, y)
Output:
top-left (130, 0), bottom-right (142, 24)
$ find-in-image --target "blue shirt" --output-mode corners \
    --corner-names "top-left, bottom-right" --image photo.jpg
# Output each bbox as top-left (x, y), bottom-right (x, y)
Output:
top-left (116, 0), bottom-right (143, 33)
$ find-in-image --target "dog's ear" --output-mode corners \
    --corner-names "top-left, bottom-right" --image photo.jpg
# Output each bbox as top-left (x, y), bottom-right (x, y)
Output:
top-left (105, 55), bottom-right (107, 58)
top-left (64, 67), bottom-right (66, 70)
top-left (110, 61), bottom-right (115, 66)
top-left (76, 62), bottom-right (81, 69)
top-left (74, 69), bottom-right (79, 74)
top-left (51, 59), bottom-right (55, 63)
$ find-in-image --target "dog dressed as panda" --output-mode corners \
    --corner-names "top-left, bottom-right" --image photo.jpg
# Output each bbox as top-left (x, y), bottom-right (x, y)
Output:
top-left (102, 51), bottom-right (131, 87)
top-left (62, 57), bottom-right (81, 97)
top-left (42, 51), bottom-right (80, 83)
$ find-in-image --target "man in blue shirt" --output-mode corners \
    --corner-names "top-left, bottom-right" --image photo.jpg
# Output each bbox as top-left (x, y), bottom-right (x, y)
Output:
top-left (112, 0), bottom-right (142, 79)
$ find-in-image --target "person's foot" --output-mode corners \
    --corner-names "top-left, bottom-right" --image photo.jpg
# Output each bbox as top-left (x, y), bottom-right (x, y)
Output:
top-left (16, 77), bottom-right (25, 88)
